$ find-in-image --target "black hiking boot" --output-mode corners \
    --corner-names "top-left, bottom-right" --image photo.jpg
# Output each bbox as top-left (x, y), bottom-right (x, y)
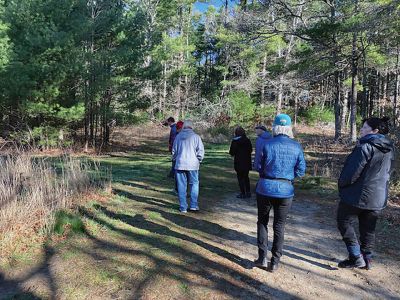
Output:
top-left (245, 192), bottom-right (252, 198)
top-left (236, 193), bottom-right (246, 199)
top-left (268, 261), bottom-right (279, 273)
top-left (254, 249), bottom-right (268, 269)
top-left (362, 254), bottom-right (372, 270)
top-left (267, 257), bottom-right (279, 273)
top-left (254, 257), bottom-right (268, 269)
top-left (338, 255), bottom-right (366, 269)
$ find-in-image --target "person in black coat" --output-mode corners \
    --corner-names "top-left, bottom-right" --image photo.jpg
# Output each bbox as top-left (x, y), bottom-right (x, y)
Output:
top-left (337, 117), bottom-right (394, 270)
top-left (229, 126), bottom-right (253, 198)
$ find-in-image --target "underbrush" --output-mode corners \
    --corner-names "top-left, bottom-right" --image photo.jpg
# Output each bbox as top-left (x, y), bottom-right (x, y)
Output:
top-left (0, 154), bottom-right (110, 265)
top-left (201, 126), bottom-right (232, 143)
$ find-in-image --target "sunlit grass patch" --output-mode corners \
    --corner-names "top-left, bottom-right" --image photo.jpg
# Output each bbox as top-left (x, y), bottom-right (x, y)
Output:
top-left (53, 211), bottom-right (85, 235)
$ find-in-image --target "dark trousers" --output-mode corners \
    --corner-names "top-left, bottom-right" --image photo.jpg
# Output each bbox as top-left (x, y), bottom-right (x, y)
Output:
top-left (256, 194), bottom-right (292, 262)
top-left (169, 160), bottom-right (176, 178)
top-left (337, 202), bottom-right (380, 259)
top-left (236, 170), bottom-right (250, 195)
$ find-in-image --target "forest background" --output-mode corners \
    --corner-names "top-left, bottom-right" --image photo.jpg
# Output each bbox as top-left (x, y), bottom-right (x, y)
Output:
top-left (0, 0), bottom-right (399, 149)
top-left (1, 1), bottom-right (400, 298)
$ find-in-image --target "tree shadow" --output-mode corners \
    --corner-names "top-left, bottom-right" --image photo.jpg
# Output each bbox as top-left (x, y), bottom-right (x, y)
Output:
top-left (79, 206), bottom-right (300, 299)
top-left (0, 244), bottom-right (58, 300)
top-left (207, 195), bottom-right (342, 271)
top-left (284, 250), bottom-right (338, 271)
top-left (112, 187), bottom-right (177, 210)
top-left (90, 205), bottom-right (253, 270)
top-left (147, 207), bottom-right (256, 245)
top-left (283, 260), bottom-right (399, 299)
top-left (115, 180), bottom-right (171, 193)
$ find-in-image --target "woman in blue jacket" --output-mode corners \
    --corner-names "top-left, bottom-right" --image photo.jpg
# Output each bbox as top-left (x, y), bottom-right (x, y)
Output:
top-left (337, 117), bottom-right (394, 270)
top-left (254, 114), bottom-right (306, 272)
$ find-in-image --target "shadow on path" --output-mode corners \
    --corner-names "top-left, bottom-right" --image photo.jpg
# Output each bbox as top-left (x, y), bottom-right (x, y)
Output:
top-left (79, 206), bottom-right (300, 299)
top-left (0, 245), bottom-right (58, 300)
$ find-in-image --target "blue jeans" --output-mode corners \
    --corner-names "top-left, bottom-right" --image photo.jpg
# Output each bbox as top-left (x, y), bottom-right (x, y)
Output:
top-left (175, 170), bottom-right (199, 211)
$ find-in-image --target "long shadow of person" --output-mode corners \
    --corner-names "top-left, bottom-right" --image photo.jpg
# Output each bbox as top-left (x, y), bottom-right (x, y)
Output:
top-left (94, 205), bottom-right (253, 269)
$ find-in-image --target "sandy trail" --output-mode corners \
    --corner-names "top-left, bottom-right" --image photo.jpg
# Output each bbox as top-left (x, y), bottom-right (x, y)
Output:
top-left (212, 194), bottom-right (400, 299)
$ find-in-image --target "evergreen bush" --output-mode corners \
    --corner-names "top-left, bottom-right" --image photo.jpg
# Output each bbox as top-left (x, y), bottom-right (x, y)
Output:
top-left (299, 105), bottom-right (334, 125)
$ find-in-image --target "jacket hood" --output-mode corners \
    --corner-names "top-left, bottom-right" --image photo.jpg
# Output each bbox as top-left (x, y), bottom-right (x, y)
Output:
top-left (361, 134), bottom-right (393, 153)
top-left (260, 131), bottom-right (271, 140)
top-left (178, 128), bottom-right (194, 139)
top-left (233, 135), bottom-right (248, 144)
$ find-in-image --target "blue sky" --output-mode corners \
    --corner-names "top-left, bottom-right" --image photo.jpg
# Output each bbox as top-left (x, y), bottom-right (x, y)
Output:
top-left (194, 0), bottom-right (223, 13)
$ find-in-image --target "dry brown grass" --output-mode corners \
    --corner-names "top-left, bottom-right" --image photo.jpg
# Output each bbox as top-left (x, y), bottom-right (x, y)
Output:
top-left (0, 155), bottom-right (108, 261)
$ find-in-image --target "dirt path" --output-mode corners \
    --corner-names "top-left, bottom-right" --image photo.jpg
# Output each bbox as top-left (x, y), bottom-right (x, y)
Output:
top-left (211, 194), bottom-right (400, 299)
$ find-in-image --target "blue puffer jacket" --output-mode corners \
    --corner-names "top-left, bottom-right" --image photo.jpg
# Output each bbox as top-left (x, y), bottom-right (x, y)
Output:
top-left (253, 131), bottom-right (272, 171)
top-left (256, 135), bottom-right (306, 198)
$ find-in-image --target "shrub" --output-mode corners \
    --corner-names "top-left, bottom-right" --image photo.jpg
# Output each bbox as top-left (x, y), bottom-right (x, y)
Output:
top-left (9, 126), bottom-right (74, 150)
top-left (254, 104), bottom-right (276, 125)
top-left (228, 91), bottom-right (256, 127)
top-left (298, 105), bottom-right (334, 125)
top-left (206, 125), bottom-right (232, 137)
top-left (202, 125), bottom-right (232, 144)
top-left (114, 110), bottom-right (149, 126)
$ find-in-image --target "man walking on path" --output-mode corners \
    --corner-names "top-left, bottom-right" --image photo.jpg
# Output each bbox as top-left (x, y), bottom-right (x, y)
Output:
top-left (172, 120), bottom-right (205, 213)
top-left (167, 117), bottom-right (177, 178)
top-left (253, 125), bottom-right (272, 173)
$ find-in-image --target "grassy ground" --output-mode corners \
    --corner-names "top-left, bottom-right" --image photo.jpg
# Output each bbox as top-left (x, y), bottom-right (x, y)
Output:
top-left (1, 127), bottom-right (399, 299)
top-left (1, 138), bottom-right (260, 299)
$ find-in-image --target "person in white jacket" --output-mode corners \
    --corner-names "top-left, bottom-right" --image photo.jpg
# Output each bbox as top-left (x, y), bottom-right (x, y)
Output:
top-left (172, 120), bottom-right (205, 213)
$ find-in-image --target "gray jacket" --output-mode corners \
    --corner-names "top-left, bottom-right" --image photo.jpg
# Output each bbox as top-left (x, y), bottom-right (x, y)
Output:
top-left (172, 129), bottom-right (205, 170)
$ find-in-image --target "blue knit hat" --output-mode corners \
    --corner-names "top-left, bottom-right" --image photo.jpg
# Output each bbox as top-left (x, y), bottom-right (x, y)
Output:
top-left (273, 114), bottom-right (292, 126)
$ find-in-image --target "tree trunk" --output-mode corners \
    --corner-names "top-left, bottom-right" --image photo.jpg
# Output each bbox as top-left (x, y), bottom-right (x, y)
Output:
top-left (260, 53), bottom-right (267, 103)
top-left (381, 70), bottom-right (388, 116)
top-left (349, 65), bottom-right (358, 142)
top-left (162, 62), bottom-right (167, 116)
top-left (334, 72), bottom-right (342, 141)
top-left (276, 75), bottom-right (284, 114)
top-left (341, 87), bottom-right (348, 131)
top-left (331, 1), bottom-right (342, 141)
top-left (394, 46), bottom-right (400, 127)
top-left (294, 93), bottom-right (299, 126)
top-left (361, 55), bottom-right (368, 118)
top-left (349, 3), bottom-right (358, 143)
